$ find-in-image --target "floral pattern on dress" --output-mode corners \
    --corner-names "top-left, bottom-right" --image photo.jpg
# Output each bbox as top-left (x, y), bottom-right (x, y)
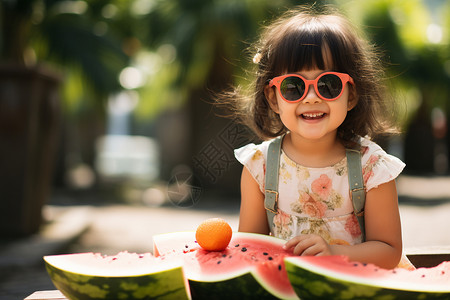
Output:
top-left (299, 218), bottom-right (332, 242)
top-left (280, 162), bottom-right (292, 184)
top-left (362, 154), bottom-right (381, 184)
top-left (345, 214), bottom-right (362, 238)
top-left (291, 174), bottom-right (344, 217)
top-left (334, 158), bottom-right (347, 176)
top-left (272, 209), bottom-right (293, 240)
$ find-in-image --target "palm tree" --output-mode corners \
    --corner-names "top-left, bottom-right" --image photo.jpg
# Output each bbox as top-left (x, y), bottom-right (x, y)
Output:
top-left (0, 0), bottom-right (129, 236)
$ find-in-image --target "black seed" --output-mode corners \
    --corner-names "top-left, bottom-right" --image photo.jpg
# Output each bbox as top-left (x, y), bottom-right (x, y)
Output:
top-left (235, 244), bottom-right (240, 247)
top-left (263, 252), bottom-right (269, 255)
top-left (222, 254), bottom-right (227, 257)
top-left (362, 263), bottom-right (367, 266)
top-left (268, 257), bottom-right (273, 260)
top-left (217, 261), bottom-right (222, 264)
top-left (241, 247), bottom-right (247, 252)
top-left (185, 245), bottom-right (189, 248)
top-left (278, 265), bottom-right (282, 271)
top-left (228, 255), bottom-right (232, 259)
top-left (353, 263), bottom-right (358, 267)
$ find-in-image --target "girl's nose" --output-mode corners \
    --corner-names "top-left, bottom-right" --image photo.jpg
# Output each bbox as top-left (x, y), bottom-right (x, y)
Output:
top-left (302, 85), bottom-right (322, 104)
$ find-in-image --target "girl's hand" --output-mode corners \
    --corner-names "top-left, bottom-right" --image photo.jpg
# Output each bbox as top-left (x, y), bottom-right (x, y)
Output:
top-left (284, 234), bottom-right (332, 256)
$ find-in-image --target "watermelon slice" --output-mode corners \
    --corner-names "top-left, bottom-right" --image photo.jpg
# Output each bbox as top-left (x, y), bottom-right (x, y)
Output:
top-left (44, 251), bottom-right (189, 300)
top-left (153, 231), bottom-right (298, 300)
top-left (285, 255), bottom-right (450, 299)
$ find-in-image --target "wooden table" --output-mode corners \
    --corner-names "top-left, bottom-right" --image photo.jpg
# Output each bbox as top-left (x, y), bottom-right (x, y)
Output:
top-left (25, 290), bottom-right (67, 300)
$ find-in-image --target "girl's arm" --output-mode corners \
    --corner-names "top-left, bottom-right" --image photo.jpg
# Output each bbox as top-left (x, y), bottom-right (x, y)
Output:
top-left (335, 179), bottom-right (403, 268)
top-left (238, 166), bottom-right (270, 235)
top-left (285, 180), bottom-right (403, 269)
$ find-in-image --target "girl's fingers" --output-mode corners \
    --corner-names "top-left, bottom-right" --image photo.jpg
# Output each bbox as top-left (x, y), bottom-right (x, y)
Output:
top-left (283, 236), bottom-right (303, 250)
top-left (292, 237), bottom-right (317, 256)
top-left (284, 235), bottom-right (330, 256)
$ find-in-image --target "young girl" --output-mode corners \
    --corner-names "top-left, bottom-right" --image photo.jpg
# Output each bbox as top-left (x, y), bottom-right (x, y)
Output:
top-left (232, 6), bottom-right (410, 269)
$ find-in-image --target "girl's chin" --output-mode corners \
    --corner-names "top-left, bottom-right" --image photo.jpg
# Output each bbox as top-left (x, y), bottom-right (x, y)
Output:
top-left (289, 129), bottom-right (338, 141)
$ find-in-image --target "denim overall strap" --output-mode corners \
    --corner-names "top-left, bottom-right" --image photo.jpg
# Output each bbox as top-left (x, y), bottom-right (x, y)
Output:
top-left (264, 136), bottom-right (282, 234)
top-left (346, 148), bottom-right (366, 241)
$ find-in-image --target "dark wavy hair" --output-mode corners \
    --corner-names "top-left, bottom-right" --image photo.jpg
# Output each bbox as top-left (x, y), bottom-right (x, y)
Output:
top-left (223, 5), bottom-right (398, 143)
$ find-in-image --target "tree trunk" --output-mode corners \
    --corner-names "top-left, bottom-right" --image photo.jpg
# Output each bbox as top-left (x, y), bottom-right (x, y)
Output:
top-left (0, 64), bottom-right (61, 236)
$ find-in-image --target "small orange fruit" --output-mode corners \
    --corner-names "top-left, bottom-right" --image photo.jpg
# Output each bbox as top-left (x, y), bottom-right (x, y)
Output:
top-left (195, 218), bottom-right (232, 251)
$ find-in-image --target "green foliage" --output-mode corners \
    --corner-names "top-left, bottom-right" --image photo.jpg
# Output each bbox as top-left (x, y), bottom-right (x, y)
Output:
top-left (0, 0), bottom-right (130, 115)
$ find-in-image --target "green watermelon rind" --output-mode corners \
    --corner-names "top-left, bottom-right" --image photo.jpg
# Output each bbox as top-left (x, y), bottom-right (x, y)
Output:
top-left (188, 272), bottom-right (278, 300)
top-left (187, 266), bottom-right (296, 300)
top-left (44, 256), bottom-right (189, 300)
top-left (285, 257), bottom-right (450, 300)
top-left (153, 231), bottom-right (299, 300)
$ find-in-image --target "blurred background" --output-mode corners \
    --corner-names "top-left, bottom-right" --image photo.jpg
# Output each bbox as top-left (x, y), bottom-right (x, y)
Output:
top-left (1, 0), bottom-right (450, 299)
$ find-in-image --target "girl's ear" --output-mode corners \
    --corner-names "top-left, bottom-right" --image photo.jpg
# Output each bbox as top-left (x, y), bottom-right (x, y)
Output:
top-left (264, 85), bottom-right (279, 113)
top-left (347, 85), bottom-right (358, 111)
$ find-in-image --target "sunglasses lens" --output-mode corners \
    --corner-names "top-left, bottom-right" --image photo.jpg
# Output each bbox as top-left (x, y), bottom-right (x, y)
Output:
top-left (317, 74), bottom-right (343, 99)
top-left (280, 76), bottom-right (305, 101)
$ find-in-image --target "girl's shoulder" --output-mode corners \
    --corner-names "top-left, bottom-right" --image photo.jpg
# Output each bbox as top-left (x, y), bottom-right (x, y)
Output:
top-left (356, 136), bottom-right (406, 190)
top-left (234, 138), bottom-right (278, 192)
top-left (234, 139), bottom-right (273, 166)
top-left (357, 136), bottom-right (396, 160)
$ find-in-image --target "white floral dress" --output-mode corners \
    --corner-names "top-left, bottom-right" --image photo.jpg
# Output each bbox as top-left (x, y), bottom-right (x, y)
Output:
top-left (234, 136), bottom-right (405, 246)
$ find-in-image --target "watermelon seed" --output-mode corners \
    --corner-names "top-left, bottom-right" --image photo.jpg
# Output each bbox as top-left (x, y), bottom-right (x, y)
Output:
top-left (228, 255), bottom-right (232, 259)
top-left (278, 265), bottom-right (282, 271)
top-left (241, 247), bottom-right (247, 252)
top-left (353, 263), bottom-right (358, 267)
top-left (263, 252), bottom-right (269, 255)
top-left (222, 254), bottom-right (227, 258)
top-left (185, 245), bottom-right (189, 248)
top-left (268, 257), bottom-right (273, 260)
top-left (392, 270), bottom-right (397, 274)
top-left (235, 244), bottom-right (240, 247)
top-left (217, 261), bottom-right (222, 264)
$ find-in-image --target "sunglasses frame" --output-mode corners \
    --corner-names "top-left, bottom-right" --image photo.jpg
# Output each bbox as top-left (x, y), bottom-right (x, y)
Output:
top-left (268, 71), bottom-right (354, 103)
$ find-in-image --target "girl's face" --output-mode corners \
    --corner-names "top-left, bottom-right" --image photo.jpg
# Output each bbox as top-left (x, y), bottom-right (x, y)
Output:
top-left (264, 67), bottom-right (356, 143)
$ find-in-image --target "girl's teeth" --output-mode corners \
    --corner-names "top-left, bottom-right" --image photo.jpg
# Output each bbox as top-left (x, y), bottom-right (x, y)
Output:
top-left (303, 113), bottom-right (324, 118)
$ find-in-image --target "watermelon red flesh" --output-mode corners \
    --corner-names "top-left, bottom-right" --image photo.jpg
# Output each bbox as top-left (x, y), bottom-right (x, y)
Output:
top-left (44, 252), bottom-right (189, 300)
top-left (285, 255), bottom-right (450, 300)
top-left (153, 231), bottom-right (298, 300)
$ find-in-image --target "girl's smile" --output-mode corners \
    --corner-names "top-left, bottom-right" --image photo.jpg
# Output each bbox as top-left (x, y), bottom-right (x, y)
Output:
top-left (301, 112), bottom-right (326, 120)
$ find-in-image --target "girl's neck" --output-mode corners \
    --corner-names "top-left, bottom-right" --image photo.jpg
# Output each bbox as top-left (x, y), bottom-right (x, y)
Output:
top-left (282, 132), bottom-right (346, 168)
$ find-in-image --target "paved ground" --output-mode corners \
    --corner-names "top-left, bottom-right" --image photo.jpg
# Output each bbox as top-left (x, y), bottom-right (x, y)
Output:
top-left (2, 175), bottom-right (450, 300)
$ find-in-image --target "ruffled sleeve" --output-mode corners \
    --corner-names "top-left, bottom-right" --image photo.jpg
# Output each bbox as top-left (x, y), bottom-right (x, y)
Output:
top-left (359, 137), bottom-right (406, 191)
top-left (234, 141), bottom-right (271, 193)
